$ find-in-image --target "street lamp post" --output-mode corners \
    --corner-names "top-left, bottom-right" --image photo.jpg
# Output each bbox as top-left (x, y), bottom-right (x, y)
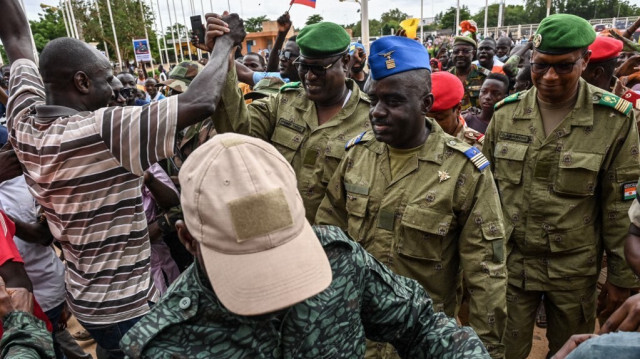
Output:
top-left (105, 0), bottom-right (123, 71)
top-left (138, 0), bottom-right (155, 71)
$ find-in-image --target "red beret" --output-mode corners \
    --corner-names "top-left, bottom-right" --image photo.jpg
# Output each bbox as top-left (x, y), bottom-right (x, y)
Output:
top-left (430, 72), bottom-right (464, 112)
top-left (589, 36), bottom-right (623, 62)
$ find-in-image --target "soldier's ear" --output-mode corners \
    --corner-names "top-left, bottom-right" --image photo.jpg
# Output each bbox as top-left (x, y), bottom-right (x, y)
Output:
top-left (176, 220), bottom-right (198, 257)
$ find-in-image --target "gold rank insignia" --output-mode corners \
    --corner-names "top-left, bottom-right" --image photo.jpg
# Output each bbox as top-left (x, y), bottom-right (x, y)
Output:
top-left (533, 34), bottom-right (542, 48)
top-left (379, 50), bottom-right (396, 69)
top-left (438, 170), bottom-right (450, 183)
top-left (602, 94), bottom-right (617, 104)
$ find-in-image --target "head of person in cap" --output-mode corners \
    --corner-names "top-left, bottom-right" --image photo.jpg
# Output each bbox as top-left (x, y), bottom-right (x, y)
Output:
top-left (159, 61), bottom-right (204, 95)
top-left (367, 36), bottom-right (433, 149)
top-left (452, 35), bottom-right (477, 74)
top-left (119, 131), bottom-right (490, 357)
top-left (581, 36), bottom-right (623, 91)
top-left (530, 13), bottom-right (596, 103)
top-left (348, 42), bottom-right (368, 89)
top-left (427, 71), bottom-right (464, 135)
top-left (294, 22), bottom-right (351, 105)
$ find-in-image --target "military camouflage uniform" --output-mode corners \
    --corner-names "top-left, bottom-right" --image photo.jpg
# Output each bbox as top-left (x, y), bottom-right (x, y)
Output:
top-left (120, 225), bottom-right (490, 359)
top-left (0, 311), bottom-right (55, 358)
top-left (315, 118), bottom-right (507, 358)
top-left (212, 67), bottom-right (371, 223)
top-left (448, 65), bottom-right (490, 111)
top-left (483, 79), bottom-right (640, 358)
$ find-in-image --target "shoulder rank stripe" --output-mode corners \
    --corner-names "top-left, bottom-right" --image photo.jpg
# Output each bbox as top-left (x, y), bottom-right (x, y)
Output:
top-left (464, 146), bottom-right (490, 171)
top-left (279, 81), bottom-right (301, 92)
top-left (597, 92), bottom-right (632, 116)
top-left (494, 91), bottom-right (522, 110)
top-left (345, 131), bottom-right (367, 149)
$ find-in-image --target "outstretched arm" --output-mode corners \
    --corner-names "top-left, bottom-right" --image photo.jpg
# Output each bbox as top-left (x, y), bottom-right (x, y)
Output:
top-left (0, 0), bottom-right (35, 63)
top-left (175, 12), bottom-right (246, 131)
top-left (266, 12), bottom-right (292, 72)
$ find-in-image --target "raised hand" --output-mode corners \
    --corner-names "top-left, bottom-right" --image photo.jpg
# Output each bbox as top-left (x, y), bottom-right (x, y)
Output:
top-left (222, 13), bottom-right (246, 46)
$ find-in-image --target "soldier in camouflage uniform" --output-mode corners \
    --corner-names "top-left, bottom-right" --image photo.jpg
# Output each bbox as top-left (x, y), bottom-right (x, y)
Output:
top-left (207, 19), bottom-right (371, 223)
top-left (315, 36), bottom-right (506, 359)
top-left (119, 133), bottom-right (491, 359)
top-left (448, 36), bottom-right (489, 111)
top-left (482, 14), bottom-right (640, 358)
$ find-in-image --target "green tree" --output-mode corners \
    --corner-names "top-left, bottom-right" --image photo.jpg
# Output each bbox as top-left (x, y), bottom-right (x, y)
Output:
top-left (472, 4), bottom-right (527, 28)
top-left (29, 7), bottom-right (68, 52)
top-left (438, 6), bottom-right (471, 32)
top-left (245, 16), bottom-right (269, 33)
top-left (380, 8), bottom-right (410, 24)
top-left (0, 46), bottom-right (7, 64)
top-left (306, 14), bottom-right (324, 25)
top-left (348, 19), bottom-right (382, 38)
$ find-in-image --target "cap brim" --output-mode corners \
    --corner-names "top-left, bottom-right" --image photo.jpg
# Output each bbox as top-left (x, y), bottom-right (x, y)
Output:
top-left (201, 220), bottom-right (332, 316)
top-left (158, 79), bottom-right (187, 92)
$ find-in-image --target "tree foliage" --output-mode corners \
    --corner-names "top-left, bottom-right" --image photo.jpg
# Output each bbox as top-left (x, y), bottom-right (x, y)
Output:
top-left (245, 16), bottom-right (269, 33)
top-left (436, 6), bottom-right (472, 32)
top-left (306, 14), bottom-right (324, 25)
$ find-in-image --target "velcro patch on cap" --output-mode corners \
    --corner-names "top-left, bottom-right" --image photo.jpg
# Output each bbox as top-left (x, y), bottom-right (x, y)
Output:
top-left (228, 188), bottom-right (293, 242)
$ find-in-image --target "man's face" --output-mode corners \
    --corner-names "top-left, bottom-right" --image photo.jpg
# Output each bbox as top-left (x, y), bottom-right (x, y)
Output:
top-left (452, 44), bottom-right (474, 70)
top-left (514, 67), bottom-right (532, 92)
top-left (298, 54), bottom-right (347, 104)
top-left (137, 68), bottom-right (144, 78)
top-left (243, 54), bottom-right (265, 72)
top-left (427, 106), bottom-right (459, 137)
top-left (108, 77), bottom-right (126, 107)
top-left (437, 51), bottom-right (449, 66)
top-left (367, 73), bottom-right (433, 149)
top-left (477, 40), bottom-right (496, 68)
top-left (88, 60), bottom-right (114, 110)
top-left (117, 73), bottom-right (137, 105)
top-left (496, 38), bottom-right (512, 58)
top-left (479, 79), bottom-right (507, 113)
top-left (279, 41), bottom-right (300, 81)
top-left (1, 67), bottom-right (10, 88)
top-left (531, 48), bottom-right (589, 103)
top-left (145, 79), bottom-right (158, 97)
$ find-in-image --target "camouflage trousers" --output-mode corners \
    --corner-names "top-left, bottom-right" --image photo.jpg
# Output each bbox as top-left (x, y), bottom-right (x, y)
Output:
top-left (503, 283), bottom-right (596, 359)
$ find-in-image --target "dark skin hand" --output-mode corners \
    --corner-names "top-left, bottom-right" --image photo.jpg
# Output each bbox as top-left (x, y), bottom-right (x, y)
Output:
top-left (551, 334), bottom-right (598, 359)
top-left (143, 170), bottom-right (180, 210)
top-left (266, 12), bottom-right (292, 72)
top-left (6, 214), bottom-right (53, 246)
top-left (0, 260), bottom-right (32, 292)
top-left (0, 86), bottom-right (7, 106)
top-left (625, 230), bottom-right (640, 276)
top-left (0, 146), bottom-right (23, 182)
top-left (615, 54), bottom-right (640, 79)
top-left (599, 293), bottom-right (640, 333)
top-left (597, 279), bottom-right (631, 321)
top-left (0, 275), bottom-right (34, 319)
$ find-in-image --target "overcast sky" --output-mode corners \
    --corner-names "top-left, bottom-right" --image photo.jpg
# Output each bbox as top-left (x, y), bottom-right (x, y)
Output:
top-left (20, 0), bottom-right (640, 34)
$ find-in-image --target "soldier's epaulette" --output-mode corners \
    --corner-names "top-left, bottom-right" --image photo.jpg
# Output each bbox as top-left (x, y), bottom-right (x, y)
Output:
top-left (345, 131), bottom-right (371, 150)
top-left (594, 92), bottom-right (632, 116)
top-left (445, 139), bottom-right (490, 171)
top-left (494, 92), bottom-right (523, 110)
top-left (279, 81), bottom-right (301, 92)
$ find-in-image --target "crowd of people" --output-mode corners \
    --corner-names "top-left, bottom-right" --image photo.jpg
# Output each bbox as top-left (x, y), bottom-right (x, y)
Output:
top-left (1, 0), bottom-right (640, 358)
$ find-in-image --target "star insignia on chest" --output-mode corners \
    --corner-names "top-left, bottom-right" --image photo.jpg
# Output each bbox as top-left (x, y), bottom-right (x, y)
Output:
top-left (438, 170), bottom-right (451, 183)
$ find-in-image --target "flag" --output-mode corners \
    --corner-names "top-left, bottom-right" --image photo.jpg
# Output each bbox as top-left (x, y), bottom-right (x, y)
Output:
top-left (290, 0), bottom-right (316, 9)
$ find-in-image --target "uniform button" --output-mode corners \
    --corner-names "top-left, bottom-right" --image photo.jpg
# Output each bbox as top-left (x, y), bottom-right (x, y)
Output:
top-left (179, 297), bottom-right (191, 309)
top-left (448, 140), bottom-right (457, 145)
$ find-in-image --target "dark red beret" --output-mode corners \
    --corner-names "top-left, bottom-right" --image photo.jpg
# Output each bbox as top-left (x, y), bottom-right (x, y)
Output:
top-left (430, 72), bottom-right (464, 112)
top-left (589, 36), bottom-right (623, 62)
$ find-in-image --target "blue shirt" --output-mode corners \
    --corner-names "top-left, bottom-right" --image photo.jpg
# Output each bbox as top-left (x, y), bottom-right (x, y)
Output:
top-left (252, 72), bottom-right (289, 84)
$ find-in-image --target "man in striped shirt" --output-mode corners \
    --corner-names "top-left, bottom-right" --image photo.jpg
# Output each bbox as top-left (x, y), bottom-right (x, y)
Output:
top-left (0, 2), bottom-right (246, 357)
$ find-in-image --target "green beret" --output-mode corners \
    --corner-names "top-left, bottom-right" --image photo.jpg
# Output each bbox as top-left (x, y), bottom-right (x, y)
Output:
top-left (533, 14), bottom-right (596, 54)
top-left (297, 22), bottom-right (350, 58)
top-left (453, 36), bottom-right (476, 48)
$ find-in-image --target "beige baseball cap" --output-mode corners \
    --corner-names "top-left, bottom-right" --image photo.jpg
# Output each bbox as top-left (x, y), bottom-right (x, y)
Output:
top-left (179, 133), bottom-right (332, 316)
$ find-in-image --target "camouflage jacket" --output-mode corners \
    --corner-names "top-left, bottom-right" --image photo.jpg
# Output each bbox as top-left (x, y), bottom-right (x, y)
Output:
top-left (0, 311), bottom-right (55, 358)
top-left (315, 119), bottom-right (506, 358)
top-left (120, 225), bottom-right (490, 359)
top-left (212, 67), bottom-right (371, 223)
top-left (448, 65), bottom-right (489, 111)
top-left (484, 79), bottom-right (640, 291)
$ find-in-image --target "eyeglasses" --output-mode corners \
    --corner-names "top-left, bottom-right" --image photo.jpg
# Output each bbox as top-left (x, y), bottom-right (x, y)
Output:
top-left (530, 51), bottom-right (587, 75)
top-left (278, 50), bottom-right (299, 61)
top-left (452, 48), bottom-right (473, 55)
top-left (293, 56), bottom-right (342, 77)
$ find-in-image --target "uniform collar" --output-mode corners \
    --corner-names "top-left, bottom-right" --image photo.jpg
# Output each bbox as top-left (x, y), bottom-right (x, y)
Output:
top-left (367, 117), bottom-right (444, 165)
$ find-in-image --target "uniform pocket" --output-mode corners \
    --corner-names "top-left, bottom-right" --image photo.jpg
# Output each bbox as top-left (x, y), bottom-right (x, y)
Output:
top-left (271, 125), bottom-right (304, 162)
top-left (321, 140), bottom-right (347, 183)
top-left (345, 192), bottom-right (368, 241)
top-left (554, 152), bottom-right (602, 196)
top-left (398, 206), bottom-right (452, 261)
top-left (547, 225), bottom-right (598, 279)
top-left (493, 141), bottom-right (528, 184)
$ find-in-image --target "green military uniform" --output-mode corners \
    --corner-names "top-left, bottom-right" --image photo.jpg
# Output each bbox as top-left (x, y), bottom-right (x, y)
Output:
top-left (212, 67), bottom-right (370, 222)
top-left (448, 64), bottom-right (489, 111)
top-left (483, 81), bottom-right (640, 357)
top-left (0, 311), bottom-right (55, 358)
top-left (316, 119), bottom-right (507, 358)
top-left (120, 225), bottom-right (491, 359)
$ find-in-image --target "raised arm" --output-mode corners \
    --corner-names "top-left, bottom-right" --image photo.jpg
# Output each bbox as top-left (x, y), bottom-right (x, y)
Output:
top-left (175, 13), bottom-right (246, 131)
top-left (0, 0), bottom-right (35, 63)
top-left (266, 13), bottom-right (292, 72)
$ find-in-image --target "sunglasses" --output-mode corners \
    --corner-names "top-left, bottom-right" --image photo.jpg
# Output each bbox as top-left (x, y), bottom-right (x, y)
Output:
top-left (452, 48), bottom-right (473, 55)
top-left (278, 50), bottom-right (299, 61)
top-left (530, 50), bottom-right (588, 75)
top-left (293, 56), bottom-right (342, 77)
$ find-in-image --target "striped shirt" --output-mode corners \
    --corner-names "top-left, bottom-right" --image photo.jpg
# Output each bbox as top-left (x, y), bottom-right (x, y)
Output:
top-left (6, 59), bottom-right (178, 324)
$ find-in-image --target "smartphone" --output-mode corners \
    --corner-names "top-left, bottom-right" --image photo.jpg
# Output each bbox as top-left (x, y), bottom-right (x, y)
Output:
top-left (191, 15), bottom-right (205, 44)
